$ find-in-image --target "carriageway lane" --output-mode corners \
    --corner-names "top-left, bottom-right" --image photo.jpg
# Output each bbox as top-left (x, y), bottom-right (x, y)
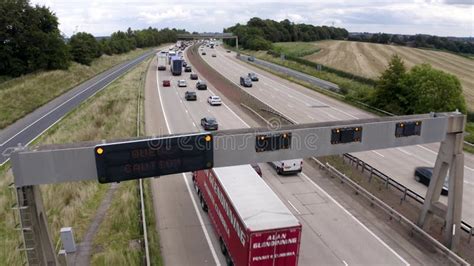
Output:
top-left (202, 45), bottom-right (474, 226)
top-left (183, 49), bottom-right (409, 265)
top-left (145, 55), bottom-right (226, 266)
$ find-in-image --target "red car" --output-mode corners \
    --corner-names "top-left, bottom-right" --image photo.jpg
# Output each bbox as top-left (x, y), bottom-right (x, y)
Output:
top-left (162, 80), bottom-right (170, 87)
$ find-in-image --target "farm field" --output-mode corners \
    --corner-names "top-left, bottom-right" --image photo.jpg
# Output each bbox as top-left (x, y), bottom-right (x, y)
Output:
top-left (301, 40), bottom-right (474, 110)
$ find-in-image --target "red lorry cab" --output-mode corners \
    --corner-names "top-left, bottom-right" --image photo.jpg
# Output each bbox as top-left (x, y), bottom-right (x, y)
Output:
top-left (193, 165), bottom-right (302, 266)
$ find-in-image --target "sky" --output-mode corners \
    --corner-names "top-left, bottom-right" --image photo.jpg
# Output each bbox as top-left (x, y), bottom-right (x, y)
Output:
top-left (31, 0), bottom-right (474, 38)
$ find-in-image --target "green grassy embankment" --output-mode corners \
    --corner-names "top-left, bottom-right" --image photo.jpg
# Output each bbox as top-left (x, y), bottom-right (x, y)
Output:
top-left (273, 42), bottom-right (320, 57)
top-left (0, 53), bottom-right (158, 265)
top-left (0, 48), bottom-right (152, 129)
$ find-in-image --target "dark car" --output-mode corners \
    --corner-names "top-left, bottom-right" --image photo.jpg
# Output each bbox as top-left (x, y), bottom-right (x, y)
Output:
top-left (414, 167), bottom-right (448, 195)
top-left (240, 76), bottom-right (252, 87)
top-left (248, 56), bottom-right (255, 62)
top-left (202, 52), bottom-right (207, 55)
top-left (251, 164), bottom-right (262, 177)
top-left (201, 117), bottom-right (218, 131)
top-left (184, 66), bottom-right (192, 72)
top-left (196, 80), bottom-right (207, 90)
top-left (190, 73), bottom-right (198, 80)
top-left (248, 72), bottom-right (258, 81)
top-left (226, 50), bottom-right (231, 53)
top-left (162, 80), bottom-right (171, 87)
top-left (183, 61), bottom-right (187, 67)
top-left (157, 65), bottom-right (166, 71)
top-left (185, 91), bottom-right (197, 101)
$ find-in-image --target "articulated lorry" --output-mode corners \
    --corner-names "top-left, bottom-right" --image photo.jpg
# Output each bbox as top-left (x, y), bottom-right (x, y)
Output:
top-left (193, 165), bottom-right (302, 266)
top-left (170, 55), bottom-right (183, 76)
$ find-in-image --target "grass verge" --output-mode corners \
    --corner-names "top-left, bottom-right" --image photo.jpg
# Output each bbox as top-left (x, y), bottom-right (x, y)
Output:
top-left (0, 47), bottom-right (152, 129)
top-left (0, 53), bottom-right (155, 265)
top-left (273, 42), bottom-right (321, 57)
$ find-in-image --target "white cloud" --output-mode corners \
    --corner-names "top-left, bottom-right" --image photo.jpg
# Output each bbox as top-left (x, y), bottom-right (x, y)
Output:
top-left (30, 0), bottom-right (473, 37)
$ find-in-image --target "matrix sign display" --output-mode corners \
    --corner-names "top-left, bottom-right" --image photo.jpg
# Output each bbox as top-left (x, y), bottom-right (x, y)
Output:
top-left (95, 134), bottom-right (213, 183)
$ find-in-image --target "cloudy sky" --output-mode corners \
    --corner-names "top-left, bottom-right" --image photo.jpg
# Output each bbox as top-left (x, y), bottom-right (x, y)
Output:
top-left (31, 0), bottom-right (473, 37)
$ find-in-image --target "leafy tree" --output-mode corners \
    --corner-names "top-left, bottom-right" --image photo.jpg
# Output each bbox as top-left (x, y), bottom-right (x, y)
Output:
top-left (223, 17), bottom-right (348, 50)
top-left (0, 0), bottom-right (70, 76)
top-left (69, 32), bottom-right (101, 65)
top-left (372, 56), bottom-right (467, 115)
top-left (372, 55), bottom-right (408, 114)
top-left (246, 36), bottom-right (272, 50)
top-left (403, 64), bottom-right (466, 114)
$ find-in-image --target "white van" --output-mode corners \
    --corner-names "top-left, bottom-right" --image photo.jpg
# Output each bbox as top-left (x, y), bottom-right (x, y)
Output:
top-left (271, 159), bottom-right (303, 175)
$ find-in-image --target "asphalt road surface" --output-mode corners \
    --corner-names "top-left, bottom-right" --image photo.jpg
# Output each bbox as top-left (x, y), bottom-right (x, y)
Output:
top-left (200, 45), bottom-right (474, 227)
top-left (0, 50), bottom-right (155, 166)
top-left (142, 46), bottom-right (447, 265)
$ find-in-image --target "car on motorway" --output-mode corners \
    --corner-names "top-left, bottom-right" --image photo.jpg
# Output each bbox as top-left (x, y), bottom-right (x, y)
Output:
top-left (207, 95), bottom-right (222, 106)
top-left (185, 91), bottom-right (197, 101)
top-left (226, 50), bottom-right (231, 53)
top-left (157, 65), bottom-right (166, 71)
top-left (240, 76), bottom-right (252, 87)
top-left (177, 79), bottom-right (187, 87)
top-left (196, 80), bottom-right (207, 90)
top-left (212, 54), bottom-right (216, 57)
top-left (183, 61), bottom-right (187, 67)
top-left (201, 116), bottom-right (218, 130)
top-left (251, 164), bottom-right (263, 177)
top-left (190, 73), bottom-right (198, 80)
top-left (414, 167), bottom-right (449, 195)
top-left (248, 72), bottom-right (259, 81)
top-left (248, 56), bottom-right (255, 62)
top-left (202, 51), bottom-right (206, 55)
top-left (162, 80), bottom-right (171, 87)
top-left (184, 65), bottom-right (192, 72)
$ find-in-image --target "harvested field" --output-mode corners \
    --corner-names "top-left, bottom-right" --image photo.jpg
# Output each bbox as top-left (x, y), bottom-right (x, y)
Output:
top-left (303, 40), bottom-right (474, 110)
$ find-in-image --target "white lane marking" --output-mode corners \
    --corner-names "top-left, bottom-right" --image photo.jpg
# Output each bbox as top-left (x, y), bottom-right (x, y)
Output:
top-left (343, 260), bottom-right (348, 266)
top-left (209, 90), bottom-right (250, 128)
top-left (416, 145), bottom-right (474, 172)
top-left (156, 68), bottom-right (220, 265)
top-left (156, 66), bottom-right (171, 132)
top-left (300, 173), bottom-right (410, 266)
top-left (0, 53), bottom-right (150, 147)
top-left (397, 148), bottom-right (412, 156)
top-left (307, 114), bottom-right (314, 120)
top-left (288, 104), bottom-right (294, 108)
top-left (416, 145), bottom-right (437, 155)
top-left (372, 150), bottom-right (385, 157)
top-left (287, 200), bottom-right (301, 214)
top-left (193, 122), bottom-right (197, 127)
top-left (183, 173), bottom-right (222, 266)
top-left (185, 109), bottom-right (188, 113)
top-left (332, 108), bottom-right (358, 119)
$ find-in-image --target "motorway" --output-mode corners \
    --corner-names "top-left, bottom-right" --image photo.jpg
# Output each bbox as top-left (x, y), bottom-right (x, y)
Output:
top-left (0, 50), bottom-right (155, 166)
top-left (199, 45), bottom-right (474, 227)
top-left (144, 46), bottom-right (450, 265)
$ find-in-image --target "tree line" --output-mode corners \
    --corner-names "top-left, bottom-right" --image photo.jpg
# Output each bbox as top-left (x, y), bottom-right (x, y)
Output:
top-left (349, 33), bottom-right (474, 55)
top-left (223, 17), bottom-right (349, 50)
top-left (369, 55), bottom-right (466, 115)
top-left (0, 0), bottom-right (184, 77)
